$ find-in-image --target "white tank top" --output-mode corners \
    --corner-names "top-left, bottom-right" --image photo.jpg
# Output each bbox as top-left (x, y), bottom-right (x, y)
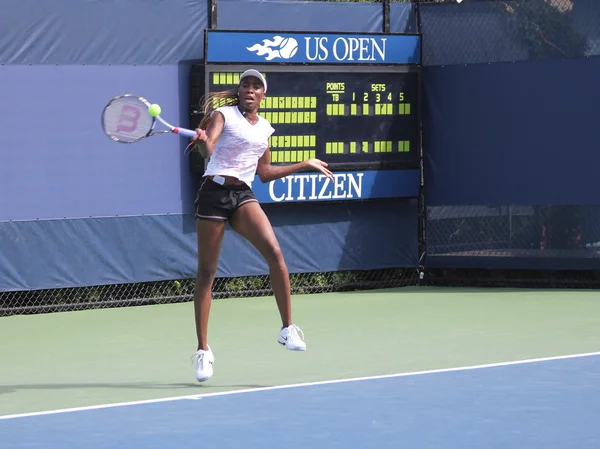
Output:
top-left (204, 105), bottom-right (275, 188)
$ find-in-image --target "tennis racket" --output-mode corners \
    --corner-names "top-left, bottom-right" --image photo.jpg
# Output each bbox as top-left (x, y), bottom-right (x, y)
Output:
top-left (101, 94), bottom-right (198, 144)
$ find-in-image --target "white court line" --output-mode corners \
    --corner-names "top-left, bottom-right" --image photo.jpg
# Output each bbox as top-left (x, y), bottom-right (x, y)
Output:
top-left (1, 351), bottom-right (599, 421)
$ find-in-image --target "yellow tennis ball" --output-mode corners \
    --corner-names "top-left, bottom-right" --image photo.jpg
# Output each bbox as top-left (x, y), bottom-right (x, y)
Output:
top-left (148, 103), bottom-right (161, 117)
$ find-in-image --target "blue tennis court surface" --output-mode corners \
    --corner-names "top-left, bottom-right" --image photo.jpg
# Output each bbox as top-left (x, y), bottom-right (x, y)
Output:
top-left (2, 354), bottom-right (600, 448)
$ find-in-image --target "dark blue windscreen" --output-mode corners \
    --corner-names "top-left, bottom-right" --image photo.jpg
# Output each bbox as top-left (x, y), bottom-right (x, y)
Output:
top-left (423, 57), bottom-right (600, 207)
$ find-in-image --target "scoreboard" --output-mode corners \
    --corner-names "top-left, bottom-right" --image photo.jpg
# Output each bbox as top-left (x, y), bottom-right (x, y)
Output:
top-left (189, 30), bottom-right (422, 202)
top-left (196, 68), bottom-right (420, 170)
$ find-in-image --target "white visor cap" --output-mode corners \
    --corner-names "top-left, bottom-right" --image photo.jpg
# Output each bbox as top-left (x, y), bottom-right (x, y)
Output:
top-left (239, 69), bottom-right (267, 93)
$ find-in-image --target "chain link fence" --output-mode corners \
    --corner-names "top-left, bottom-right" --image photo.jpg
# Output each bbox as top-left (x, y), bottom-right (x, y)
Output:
top-left (425, 205), bottom-right (600, 288)
top-left (0, 268), bottom-right (419, 317)
top-left (415, 0), bottom-right (598, 65)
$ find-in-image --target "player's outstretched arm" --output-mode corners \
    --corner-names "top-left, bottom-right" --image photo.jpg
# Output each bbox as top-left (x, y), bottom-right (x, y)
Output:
top-left (256, 148), bottom-right (333, 184)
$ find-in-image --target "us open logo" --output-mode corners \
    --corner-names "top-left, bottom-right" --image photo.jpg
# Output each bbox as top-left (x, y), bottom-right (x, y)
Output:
top-left (246, 36), bottom-right (299, 61)
top-left (247, 35), bottom-right (388, 62)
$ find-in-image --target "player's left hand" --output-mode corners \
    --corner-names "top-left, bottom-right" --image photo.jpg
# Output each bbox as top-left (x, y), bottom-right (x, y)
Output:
top-left (305, 159), bottom-right (334, 181)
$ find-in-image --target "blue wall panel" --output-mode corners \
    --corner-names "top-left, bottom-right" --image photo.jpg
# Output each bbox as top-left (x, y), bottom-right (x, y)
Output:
top-left (0, 200), bottom-right (418, 291)
top-left (390, 2), bottom-right (417, 34)
top-left (0, 0), bottom-right (207, 64)
top-left (0, 65), bottom-right (196, 221)
top-left (218, 0), bottom-right (384, 33)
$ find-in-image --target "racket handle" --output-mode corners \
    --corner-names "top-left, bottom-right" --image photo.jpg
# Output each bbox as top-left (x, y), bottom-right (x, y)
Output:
top-left (173, 127), bottom-right (198, 139)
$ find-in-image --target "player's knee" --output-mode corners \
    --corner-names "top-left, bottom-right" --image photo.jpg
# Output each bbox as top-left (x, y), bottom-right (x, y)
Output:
top-left (196, 265), bottom-right (217, 285)
top-left (264, 243), bottom-right (285, 266)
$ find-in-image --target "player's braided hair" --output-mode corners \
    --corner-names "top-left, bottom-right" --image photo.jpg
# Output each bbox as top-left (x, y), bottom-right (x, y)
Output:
top-left (197, 88), bottom-right (239, 130)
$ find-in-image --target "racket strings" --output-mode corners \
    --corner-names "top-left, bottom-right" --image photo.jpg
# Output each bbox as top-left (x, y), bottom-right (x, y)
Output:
top-left (102, 96), bottom-right (154, 143)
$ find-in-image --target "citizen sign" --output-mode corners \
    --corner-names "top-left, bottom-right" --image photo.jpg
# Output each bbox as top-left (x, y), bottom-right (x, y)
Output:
top-left (268, 173), bottom-right (364, 202)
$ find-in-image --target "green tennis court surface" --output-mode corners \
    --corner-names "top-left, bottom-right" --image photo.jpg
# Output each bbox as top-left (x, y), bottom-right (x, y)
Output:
top-left (2, 287), bottom-right (600, 417)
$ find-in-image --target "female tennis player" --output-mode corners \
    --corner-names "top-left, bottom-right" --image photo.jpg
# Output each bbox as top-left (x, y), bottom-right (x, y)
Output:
top-left (189, 69), bottom-right (333, 382)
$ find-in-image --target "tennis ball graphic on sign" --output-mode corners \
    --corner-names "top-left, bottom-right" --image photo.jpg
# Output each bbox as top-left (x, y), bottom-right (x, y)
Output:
top-left (278, 38), bottom-right (298, 59)
top-left (247, 36), bottom-right (298, 61)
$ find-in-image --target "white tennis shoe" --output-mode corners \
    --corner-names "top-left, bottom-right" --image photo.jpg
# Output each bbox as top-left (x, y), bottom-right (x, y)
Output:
top-left (191, 346), bottom-right (214, 382)
top-left (278, 324), bottom-right (306, 351)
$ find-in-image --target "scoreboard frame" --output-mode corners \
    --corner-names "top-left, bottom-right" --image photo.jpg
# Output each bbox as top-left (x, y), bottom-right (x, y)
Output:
top-left (188, 29), bottom-right (423, 202)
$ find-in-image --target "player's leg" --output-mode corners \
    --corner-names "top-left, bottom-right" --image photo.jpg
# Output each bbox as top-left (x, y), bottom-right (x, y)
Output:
top-left (229, 200), bottom-right (306, 351)
top-left (191, 218), bottom-right (225, 381)
top-left (194, 218), bottom-right (226, 350)
top-left (191, 179), bottom-right (228, 381)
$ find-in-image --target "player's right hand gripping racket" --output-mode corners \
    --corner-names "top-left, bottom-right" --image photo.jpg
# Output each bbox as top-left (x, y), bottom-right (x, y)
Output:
top-left (101, 94), bottom-right (198, 143)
